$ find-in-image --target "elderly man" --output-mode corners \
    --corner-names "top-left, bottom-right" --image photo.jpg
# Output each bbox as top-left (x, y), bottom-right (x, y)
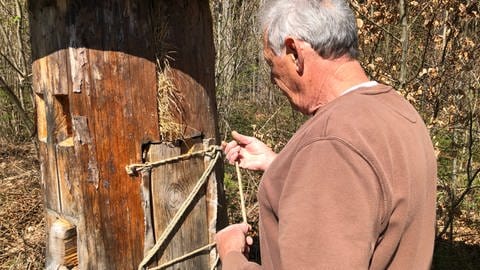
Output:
top-left (216, 0), bottom-right (437, 269)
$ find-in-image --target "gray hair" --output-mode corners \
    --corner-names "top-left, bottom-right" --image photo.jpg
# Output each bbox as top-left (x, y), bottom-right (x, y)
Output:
top-left (259, 0), bottom-right (359, 59)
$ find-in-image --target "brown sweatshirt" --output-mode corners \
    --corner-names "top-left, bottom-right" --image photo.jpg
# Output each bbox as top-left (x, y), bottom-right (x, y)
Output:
top-left (223, 85), bottom-right (437, 270)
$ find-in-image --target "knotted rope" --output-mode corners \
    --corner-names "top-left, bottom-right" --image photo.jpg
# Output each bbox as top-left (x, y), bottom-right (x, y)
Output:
top-left (128, 144), bottom-right (248, 270)
top-left (126, 146), bottom-right (222, 176)
top-left (149, 242), bottom-right (217, 270)
top-left (131, 145), bottom-right (222, 270)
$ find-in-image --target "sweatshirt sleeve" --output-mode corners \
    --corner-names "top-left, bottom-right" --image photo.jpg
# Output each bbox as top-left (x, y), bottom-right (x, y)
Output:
top-left (277, 138), bottom-right (383, 269)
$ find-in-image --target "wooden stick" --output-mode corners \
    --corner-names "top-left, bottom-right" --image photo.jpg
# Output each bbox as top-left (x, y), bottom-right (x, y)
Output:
top-left (235, 162), bottom-right (247, 223)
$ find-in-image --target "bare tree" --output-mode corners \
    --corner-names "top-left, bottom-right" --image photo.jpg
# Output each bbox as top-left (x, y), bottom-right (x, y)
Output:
top-left (0, 0), bottom-right (33, 140)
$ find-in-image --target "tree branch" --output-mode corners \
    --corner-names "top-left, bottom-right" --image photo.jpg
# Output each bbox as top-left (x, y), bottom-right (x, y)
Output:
top-left (0, 75), bottom-right (33, 133)
top-left (349, 1), bottom-right (402, 43)
top-left (0, 50), bottom-right (26, 78)
top-left (15, 0), bottom-right (28, 75)
top-left (399, 0), bottom-right (409, 89)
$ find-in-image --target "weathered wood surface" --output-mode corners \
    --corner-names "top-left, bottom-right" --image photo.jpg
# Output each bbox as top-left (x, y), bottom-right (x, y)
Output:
top-left (48, 218), bottom-right (78, 268)
top-left (155, 0), bottom-right (219, 139)
top-left (29, 0), bottom-right (224, 269)
top-left (149, 142), bottom-right (209, 269)
top-left (30, 1), bottom-right (159, 269)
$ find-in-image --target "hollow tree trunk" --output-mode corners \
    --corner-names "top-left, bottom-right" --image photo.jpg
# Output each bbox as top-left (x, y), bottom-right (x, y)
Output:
top-left (28, 1), bottom-right (224, 269)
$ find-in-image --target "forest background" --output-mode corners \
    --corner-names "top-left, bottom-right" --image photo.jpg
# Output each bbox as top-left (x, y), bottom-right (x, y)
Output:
top-left (0, 0), bottom-right (478, 269)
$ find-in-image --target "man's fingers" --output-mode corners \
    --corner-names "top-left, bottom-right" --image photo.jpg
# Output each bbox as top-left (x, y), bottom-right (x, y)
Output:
top-left (239, 223), bottom-right (252, 233)
top-left (232, 131), bottom-right (254, 145)
top-left (246, 236), bottom-right (253, 246)
top-left (228, 152), bottom-right (239, 165)
top-left (217, 223), bottom-right (250, 235)
top-left (226, 146), bottom-right (241, 163)
top-left (224, 140), bottom-right (238, 154)
top-left (215, 223), bottom-right (253, 260)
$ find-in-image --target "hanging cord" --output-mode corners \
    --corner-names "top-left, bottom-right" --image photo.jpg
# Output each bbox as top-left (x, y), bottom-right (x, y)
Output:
top-left (137, 146), bottom-right (222, 270)
top-left (235, 162), bottom-right (248, 223)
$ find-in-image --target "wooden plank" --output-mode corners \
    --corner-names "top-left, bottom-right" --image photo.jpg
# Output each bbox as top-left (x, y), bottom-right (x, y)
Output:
top-left (51, 50), bottom-right (70, 95)
top-left (140, 169), bottom-right (156, 255)
top-left (68, 47), bottom-right (89, 94)
top-left (56, 140), bottom-right (78, 218)
top-left (72, 116), bottom-right (99, 188)
top-left (40, 90), bottom-right (75, 215)
top-left (203, 139), bottom-right (222, 265)
top-left (45, 211), bottom-right (58, 270)
top-left (39, 91), bottom-right (62, 212)
top-left (149, 143), bottom-right (210, 269)
top-left (38, 140), bottom-right (61, 212)
top-left (35, 93), bottom-right (47, 142)
top-left (32, 57), bottom-right (48, 94)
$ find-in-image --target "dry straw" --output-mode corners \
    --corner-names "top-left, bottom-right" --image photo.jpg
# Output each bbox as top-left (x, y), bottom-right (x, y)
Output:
top-left (156, 60), bottom-right (185, 141)
top-left (154, 18), bottom-right (185, 141)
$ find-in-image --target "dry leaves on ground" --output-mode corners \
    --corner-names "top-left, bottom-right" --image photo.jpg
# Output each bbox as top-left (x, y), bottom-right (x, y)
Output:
top-left (0, 142), bottom-right (45, 270)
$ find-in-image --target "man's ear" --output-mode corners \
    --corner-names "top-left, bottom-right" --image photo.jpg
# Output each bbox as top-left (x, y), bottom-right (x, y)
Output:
top-left (284, 37), bottom-right (304, 75)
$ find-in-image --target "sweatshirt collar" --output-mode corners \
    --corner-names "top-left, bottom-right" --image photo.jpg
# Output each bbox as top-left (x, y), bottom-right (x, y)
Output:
top-left (341, 81), bottom-right (378, 96)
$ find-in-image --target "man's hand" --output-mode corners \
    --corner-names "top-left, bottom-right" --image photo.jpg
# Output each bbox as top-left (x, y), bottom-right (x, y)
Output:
top-left (215, 223), bottom-right (253, 260)
top-left (223, 131), bottom-right (277, 171)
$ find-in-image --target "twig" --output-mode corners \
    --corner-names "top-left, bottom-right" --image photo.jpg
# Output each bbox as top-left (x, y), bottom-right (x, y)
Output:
top-left (1, 170), bottom-right (35, 181)
top-left (349, 1), bottom-right (401, 43)
top-left (12, 201), bottom-right (41, 228)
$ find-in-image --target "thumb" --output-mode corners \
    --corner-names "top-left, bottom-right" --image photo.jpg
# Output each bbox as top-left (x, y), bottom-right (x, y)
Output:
top-left (232, 131), bottom-right (254, 145)
top-left (238, 223), bottom-right (252, 234)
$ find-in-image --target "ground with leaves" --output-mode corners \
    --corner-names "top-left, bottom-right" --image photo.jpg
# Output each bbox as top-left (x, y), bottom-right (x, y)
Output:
top-left (0, 143), bottom-right (44, 269)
